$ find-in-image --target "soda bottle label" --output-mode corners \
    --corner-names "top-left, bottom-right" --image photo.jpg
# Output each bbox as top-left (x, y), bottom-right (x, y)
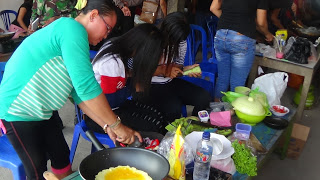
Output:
top-left (195, 150), bottom-right (211, 163)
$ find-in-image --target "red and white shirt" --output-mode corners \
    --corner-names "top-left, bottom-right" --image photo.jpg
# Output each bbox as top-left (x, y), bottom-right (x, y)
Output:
top-left (93, 53), bottom-right (126, 94)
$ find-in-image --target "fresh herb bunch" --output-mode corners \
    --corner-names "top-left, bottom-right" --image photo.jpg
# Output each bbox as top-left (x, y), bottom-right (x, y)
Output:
top-left (232, 140), bottom-right (257, 176)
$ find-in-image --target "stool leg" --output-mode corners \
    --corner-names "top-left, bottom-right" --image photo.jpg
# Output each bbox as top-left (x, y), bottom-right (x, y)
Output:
top-left (69, 125), bottom-right (81, 163)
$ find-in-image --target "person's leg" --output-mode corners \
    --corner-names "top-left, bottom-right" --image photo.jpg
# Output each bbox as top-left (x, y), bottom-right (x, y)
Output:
top-left (214, 29), bottom-right (232, 101)
top-left (227, 31), bottom-right (256, 91)
top-left (169, 78), bottom-right (211, 116)
top-left (43, 114), bottom-right (72, 179)
top-left (2, 120), bottom-right (48, 180)
top-left (52, 111), bottom-right (64, 130)
top-left (121, 6), bottom-right (136, 34)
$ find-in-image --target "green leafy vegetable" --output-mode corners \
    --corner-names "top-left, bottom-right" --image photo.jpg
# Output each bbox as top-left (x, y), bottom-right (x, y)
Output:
top-left (232, 141), bottom-right (257, 176)
top-left (165, 117), bottom-right (212, 136)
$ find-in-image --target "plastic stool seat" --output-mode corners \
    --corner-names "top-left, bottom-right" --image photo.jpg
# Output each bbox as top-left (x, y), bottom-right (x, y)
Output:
top-left (0, 135), bottom-right (26, 180)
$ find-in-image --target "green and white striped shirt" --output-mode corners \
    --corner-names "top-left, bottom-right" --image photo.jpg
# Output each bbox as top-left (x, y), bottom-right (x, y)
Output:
top-left (0, 18), bottom-right (102, 122)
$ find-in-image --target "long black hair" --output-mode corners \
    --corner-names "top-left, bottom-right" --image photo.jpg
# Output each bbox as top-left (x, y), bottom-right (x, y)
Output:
top-left (93, 23), bottom-right (163, 92)
top-left (160, 12), bottom-right (190, 63)
top-left (81, 0), bottom-right (116, 16)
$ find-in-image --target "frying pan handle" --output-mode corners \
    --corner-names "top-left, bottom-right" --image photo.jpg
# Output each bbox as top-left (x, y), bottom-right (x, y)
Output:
top-left (85, 130), bottom-right (105, 151)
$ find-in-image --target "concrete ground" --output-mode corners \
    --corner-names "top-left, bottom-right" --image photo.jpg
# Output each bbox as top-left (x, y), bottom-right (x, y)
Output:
top-left (0, 73), bottom-right (319, 180)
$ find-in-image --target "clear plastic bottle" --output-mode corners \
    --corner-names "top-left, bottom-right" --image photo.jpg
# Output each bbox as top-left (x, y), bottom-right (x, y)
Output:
top-left (193, 131), bottom-right (213, 180)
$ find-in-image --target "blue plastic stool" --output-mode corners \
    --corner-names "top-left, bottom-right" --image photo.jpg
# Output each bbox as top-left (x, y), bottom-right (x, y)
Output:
top-left (0, 135), bottom-right (26, 180)
top-left (0, 61), bottom-right (26, 180)
top-left (69, 104), bottom-right (115, 163)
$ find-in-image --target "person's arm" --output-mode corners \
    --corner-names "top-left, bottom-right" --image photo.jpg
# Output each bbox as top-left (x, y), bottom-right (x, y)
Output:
top-left (270, 8), bottom-right (284, 29)
top-left (17, 7), bottom-right (29, 31)
top-left (210, 0), bottom-right (222, 18)
top-left (256, 9), bottom-right (274, 42)
top-left (78, 94), bottom-right (141, 144)
top-left (160, 0), bottom-right (167, 17)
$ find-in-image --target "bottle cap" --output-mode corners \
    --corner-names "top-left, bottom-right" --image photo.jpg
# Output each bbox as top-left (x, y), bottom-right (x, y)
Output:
top-left (202, 131), bottom-right (210, 140)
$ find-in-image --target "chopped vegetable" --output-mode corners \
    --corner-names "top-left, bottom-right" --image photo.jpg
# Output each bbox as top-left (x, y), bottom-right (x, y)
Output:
top-left (272, 106), bottom-right (287, 113)
top-left (232, 140), bottom-right (257, 176)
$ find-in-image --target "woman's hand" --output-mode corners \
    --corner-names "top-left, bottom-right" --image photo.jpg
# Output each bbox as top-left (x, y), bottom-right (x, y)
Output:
top-left (168, 66), bottom-right (184, 79)
top-left (183, 64), bottom-right (201, 78)
top-left (112, 123), bottom-right (142, 144)
top-left (105, 127), bottom-right (117, 144)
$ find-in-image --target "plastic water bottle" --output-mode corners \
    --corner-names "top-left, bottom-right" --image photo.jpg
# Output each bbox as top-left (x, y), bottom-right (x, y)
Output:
top-left (193, 131), bottom-right (213, 180)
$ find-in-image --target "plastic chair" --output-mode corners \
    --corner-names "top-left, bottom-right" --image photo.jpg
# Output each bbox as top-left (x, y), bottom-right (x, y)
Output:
top-left (0, 10), bottom-right (17, 30)
top-left (206, 16), bottom-right (219, 63)
top-left (0, 62), bottom-right (26, 180)
top-left (89, 50), bottom-right (97, 60)
top-left (182, 25), bottom-right (217, 98)
top-left (69, 104), bottom-right (115, 163)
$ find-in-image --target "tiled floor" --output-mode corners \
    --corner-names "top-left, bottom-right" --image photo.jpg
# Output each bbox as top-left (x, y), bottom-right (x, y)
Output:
top-left (0, 76), bottom-right (319, 180)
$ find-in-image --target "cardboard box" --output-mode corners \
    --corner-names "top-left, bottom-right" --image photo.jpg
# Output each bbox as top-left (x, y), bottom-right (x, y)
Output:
top-left (287, 123), bottom-right (310, 160)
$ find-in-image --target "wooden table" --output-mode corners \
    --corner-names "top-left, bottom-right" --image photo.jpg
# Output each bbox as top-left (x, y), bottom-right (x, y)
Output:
top-left (248, 54), bottom-right (320, 123)
top-left (232, 109), bottom-right (296, 179)
top-left (63, 110), bottom-right (296, 180)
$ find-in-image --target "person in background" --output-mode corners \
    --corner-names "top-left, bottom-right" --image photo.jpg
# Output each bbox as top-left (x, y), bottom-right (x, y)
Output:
top-left (142, 12), bottom-right (212, 122)
top-left (9, 0), bottom-right (33, 39)
top-left (148, 0), bottom-right (167, 25)
top-left (0, 28), bottom-right (4, 33)
top-left (0, 0), bottom-right (141, 179)
top-left (88, 23), bottom-right (167, 134)
top-left (31, 0), bottom-right (77, 28)
top-left (189, 0), bottom-right (215, 30)
top-left (112, 0), bottom-right (143, 36)
top-left (268, 0), bottom-right (294, 34)
top-left (210, 0), bottom-right (273, 102)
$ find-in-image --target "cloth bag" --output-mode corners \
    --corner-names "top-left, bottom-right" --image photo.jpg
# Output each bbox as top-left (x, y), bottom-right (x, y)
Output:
top-left (251, 72), bottom-right (288, 106)
top-left (140, 1), bottom-right (158, 24)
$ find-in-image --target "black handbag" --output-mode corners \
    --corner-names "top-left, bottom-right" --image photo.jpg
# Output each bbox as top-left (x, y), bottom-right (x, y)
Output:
top-left (285, 37), bottom-right (311, 64)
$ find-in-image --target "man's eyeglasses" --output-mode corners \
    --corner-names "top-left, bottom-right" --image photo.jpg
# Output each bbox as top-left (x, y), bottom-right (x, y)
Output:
top-left (99, 15), bottom-right (112, 34)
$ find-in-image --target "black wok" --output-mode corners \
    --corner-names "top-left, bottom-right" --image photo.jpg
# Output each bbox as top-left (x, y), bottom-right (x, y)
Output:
top-left (0, 32), bottom-right (15, 42)
top-left (79, 130), bottom-right (170, 180)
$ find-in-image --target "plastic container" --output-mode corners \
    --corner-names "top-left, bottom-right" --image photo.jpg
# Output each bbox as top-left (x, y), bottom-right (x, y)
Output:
top-left (193, 132), bottom-right (213, 180)
top-left (198, 110), bottom-right (209, 123)
top-left (235, 123), bottom-right (252, 140)
top-left (270, 105), bottom-right (290, 117)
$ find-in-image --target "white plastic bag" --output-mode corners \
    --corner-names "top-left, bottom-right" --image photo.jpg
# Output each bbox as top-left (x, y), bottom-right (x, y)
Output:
top-left (251, 72), bottom-right (288, 106)
top-left (210, 157), bottom-right (237, 175)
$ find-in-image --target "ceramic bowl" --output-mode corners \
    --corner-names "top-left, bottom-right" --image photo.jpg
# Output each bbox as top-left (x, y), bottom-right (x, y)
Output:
top-left (270, 105), bottom-right (290, 117)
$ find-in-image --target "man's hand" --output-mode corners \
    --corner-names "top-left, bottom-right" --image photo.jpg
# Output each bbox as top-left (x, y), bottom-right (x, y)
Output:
top-left (43, 16), bottom-right (60, 27)
top-left (121, 6), bottom-right (131, 16)
top-left (265, 33), bottom-right (274, 42)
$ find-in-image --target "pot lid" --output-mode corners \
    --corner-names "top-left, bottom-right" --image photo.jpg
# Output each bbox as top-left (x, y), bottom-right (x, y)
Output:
top-left (232, 96), bottom-right (265, 116)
